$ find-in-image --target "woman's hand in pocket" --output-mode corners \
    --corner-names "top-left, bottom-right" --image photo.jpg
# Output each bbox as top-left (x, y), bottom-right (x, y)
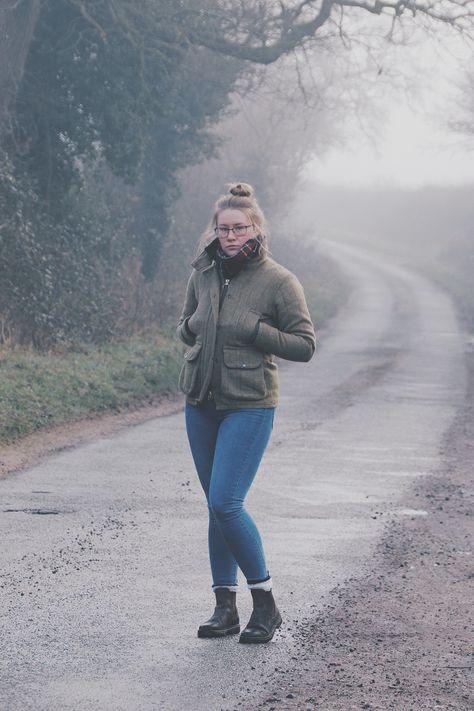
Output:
top-left (238, 309), bottom-right (261, 344)
top-left (187, 299), bottom-right (209, 336)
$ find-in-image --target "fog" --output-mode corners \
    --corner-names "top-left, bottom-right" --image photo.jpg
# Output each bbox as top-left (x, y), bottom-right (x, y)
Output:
top-left (285, 30), bottom-right (474, 330)
top-left (304, 30), bottom-right (474, 188)
top-left (305, 104), bottom-right (474, 187)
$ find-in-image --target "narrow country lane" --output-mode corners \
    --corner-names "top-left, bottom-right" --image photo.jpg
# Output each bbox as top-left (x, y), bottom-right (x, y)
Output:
top-left (0, 241), bottom-right (466, 711)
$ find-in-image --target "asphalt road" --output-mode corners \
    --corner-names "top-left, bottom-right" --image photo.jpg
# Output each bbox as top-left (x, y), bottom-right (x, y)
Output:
top-left (0, 242), bottom-right (466, 711)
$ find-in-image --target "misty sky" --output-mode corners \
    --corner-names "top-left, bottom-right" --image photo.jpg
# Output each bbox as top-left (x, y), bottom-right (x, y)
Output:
top-left (305, 30), bottom-right (474, 189)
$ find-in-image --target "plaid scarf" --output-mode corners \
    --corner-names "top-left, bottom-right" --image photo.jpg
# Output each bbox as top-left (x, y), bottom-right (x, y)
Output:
top-left (214, 237), bottom-right (261, 278)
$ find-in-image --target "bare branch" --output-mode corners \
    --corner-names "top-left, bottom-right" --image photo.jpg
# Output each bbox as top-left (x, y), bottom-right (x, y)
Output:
top-left (188, 0), bottom-right (474, 63)
top-left (336, 5), bottom-right (352, 49)
top-left (335, 0), bottom-right (474, 28)
top-left (188, 0), bottom-right (334, 63)
top-left (61, 0), bottom-right (474, 67)
top-left (67, 0), bottom-right (108, 44)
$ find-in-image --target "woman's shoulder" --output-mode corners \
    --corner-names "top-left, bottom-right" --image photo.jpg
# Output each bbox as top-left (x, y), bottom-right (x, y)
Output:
top-left (260, 256), bottom-right (302, 287)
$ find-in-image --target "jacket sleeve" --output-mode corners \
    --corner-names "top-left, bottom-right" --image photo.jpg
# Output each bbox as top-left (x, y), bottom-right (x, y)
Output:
top-left (253, 273), bottom-right (316, 362)
top-left (176, 272), bottom-right (198, 346)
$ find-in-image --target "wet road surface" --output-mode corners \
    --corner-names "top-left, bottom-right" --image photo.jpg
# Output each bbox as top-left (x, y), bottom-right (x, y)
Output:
top-left (0, 242), bottom-right (466, 710)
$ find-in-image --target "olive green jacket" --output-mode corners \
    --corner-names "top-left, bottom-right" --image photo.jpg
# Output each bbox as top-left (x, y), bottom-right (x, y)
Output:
top-left (176, 240), bottom-right (316, 409)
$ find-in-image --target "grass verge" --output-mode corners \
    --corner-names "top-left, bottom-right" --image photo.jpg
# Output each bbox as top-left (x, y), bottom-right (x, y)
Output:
top-left (0, 334), bottom-right (182, 445)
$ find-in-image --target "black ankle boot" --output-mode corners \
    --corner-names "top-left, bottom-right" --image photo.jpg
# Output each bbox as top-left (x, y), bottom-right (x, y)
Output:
top-left (239, 588), bottom-right (282, 644)
top-left (197, 588), bottom-right (240, 638)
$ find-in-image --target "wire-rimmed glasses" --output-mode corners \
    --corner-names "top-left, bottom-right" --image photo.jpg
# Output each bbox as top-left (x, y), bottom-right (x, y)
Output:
top-left (214, 224), bottom-right (253, 238)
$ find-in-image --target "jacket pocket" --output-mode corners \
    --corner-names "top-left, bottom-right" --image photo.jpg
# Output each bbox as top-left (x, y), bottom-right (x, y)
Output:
top-left (221, 346), bottom-right (266, 401)
top-left (178, 342), bottom-right (203, 396)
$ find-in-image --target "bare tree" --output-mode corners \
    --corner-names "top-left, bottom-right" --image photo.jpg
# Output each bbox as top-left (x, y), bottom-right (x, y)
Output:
top-left (63, 1), bottom-right (474, 65)
top-left (186, 0), bottom-right (474, 62)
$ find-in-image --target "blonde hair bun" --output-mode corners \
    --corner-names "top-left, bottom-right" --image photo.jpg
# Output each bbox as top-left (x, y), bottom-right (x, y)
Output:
top-left (228, 182), bottom-right (253, 198)
top-left (197, 181), bottom-right (269, 254)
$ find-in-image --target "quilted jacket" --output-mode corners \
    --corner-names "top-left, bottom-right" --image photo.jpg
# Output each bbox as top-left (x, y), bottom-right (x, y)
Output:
top-left (176, 239), bottom-right (316, 409)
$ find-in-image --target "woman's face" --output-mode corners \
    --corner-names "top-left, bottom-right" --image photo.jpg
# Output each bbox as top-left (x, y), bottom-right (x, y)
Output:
top-left (215, 208), bottom-right (257, 256)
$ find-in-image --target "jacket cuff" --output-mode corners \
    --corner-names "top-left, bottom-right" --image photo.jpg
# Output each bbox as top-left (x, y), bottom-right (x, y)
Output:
top-left (254, 321), bottom-right (315, 362)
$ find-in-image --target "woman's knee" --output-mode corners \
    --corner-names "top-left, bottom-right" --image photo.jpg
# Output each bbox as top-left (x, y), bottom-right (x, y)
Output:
top-left (209, 494), bottom-right (241, 522)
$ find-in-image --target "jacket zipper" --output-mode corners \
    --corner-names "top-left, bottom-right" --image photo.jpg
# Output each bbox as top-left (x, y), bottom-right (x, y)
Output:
top-left (219, 278), bottom-right (230, 312)
top-left (202, 277), bottom-right (230, 403)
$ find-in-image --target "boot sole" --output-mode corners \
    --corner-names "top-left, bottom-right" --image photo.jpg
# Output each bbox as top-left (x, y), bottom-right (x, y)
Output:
top-left (238, 614), bottom-right (282, 644)
top-left (197, 624), bottom-right (240, 638)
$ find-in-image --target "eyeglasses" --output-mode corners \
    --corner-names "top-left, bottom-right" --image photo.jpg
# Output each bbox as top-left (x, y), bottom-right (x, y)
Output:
top-left (214, 224), bottom-right (252, 237)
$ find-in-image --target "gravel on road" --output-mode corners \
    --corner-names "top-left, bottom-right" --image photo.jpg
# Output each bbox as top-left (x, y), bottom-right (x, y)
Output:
top-left (236, 358), bottom-right (474, 711)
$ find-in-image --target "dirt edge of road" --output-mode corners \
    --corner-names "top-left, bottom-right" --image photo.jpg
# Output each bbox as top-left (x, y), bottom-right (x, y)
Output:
top-left (0, 393), bottom-right (184, 479)
top-left (235, 357), bottom-right (474, 711)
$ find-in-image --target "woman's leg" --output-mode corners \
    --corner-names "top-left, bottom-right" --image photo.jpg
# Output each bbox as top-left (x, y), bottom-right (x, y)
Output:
top-left (208, 407), bottom-right (275, 586)
top-left (185, 400), bottom-right (239, 589)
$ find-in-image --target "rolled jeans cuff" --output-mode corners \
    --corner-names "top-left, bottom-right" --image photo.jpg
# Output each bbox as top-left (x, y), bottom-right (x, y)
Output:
top-left (247, 576), bottom-right (272, 591)
top-left (212, 584), bottom-right (239, 593)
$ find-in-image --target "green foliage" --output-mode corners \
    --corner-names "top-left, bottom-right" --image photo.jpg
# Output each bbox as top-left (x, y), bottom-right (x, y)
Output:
top-left (0, 333), bottom-right (182, 444)
top-left (0, 0), bottom-right (243, 348)
top-left (0, 152), bottom-right (136, 348)
top-left (8, 0), bottom-right (179, 203)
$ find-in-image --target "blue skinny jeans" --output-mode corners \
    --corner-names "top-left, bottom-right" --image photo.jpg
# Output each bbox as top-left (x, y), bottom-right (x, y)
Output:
top-left (185, 399), bottom-right (275, 589)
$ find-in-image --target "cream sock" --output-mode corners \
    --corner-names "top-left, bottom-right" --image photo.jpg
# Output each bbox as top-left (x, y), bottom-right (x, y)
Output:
top-left (247, 577), bottom-right (272, 592)
top-left (212, 584), bottom-right (238, 593)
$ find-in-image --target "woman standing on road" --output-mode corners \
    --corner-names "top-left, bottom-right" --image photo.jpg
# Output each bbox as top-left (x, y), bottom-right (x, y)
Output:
top-left (177, 182), bottom-right (316, 643)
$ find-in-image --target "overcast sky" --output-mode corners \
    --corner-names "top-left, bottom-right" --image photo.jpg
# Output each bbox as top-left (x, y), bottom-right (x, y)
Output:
top-left (305, 29), bottom-right (474, 189)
